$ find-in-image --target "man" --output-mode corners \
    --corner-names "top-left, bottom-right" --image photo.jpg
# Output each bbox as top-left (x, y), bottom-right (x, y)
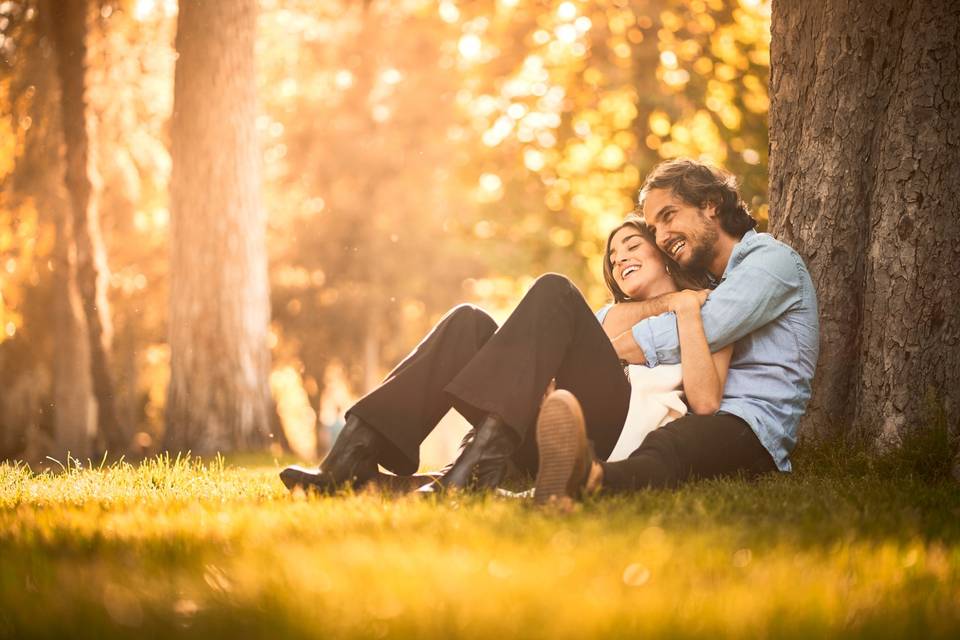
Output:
top-left (535, 158), bottom-right (819, 499)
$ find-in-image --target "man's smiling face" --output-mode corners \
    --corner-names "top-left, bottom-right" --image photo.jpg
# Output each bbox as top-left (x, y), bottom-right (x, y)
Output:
top-left (642, 187), bottom-right (720, 274)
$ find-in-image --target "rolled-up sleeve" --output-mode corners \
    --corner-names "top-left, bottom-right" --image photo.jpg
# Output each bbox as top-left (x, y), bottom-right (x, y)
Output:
top-left (630, 312), bottom-right (677, 367)
top-left (631, 240), bottom-right (802, 366)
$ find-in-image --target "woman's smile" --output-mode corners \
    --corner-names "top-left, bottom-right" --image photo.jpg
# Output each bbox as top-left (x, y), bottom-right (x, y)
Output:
top-left (620, 263), bottom-right (642, 279)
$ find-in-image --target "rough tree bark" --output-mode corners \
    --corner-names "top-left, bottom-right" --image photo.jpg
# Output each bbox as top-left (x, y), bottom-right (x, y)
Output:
top-left (48, 0), bottom-right (126, 453)
top-left (164, 0), bottom-right (273, 453)
top-left (769, 0), bottom-right (960, 442)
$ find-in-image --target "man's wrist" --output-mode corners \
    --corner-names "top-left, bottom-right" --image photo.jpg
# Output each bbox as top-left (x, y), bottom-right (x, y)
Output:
top-left (605, 295), bottom-right (672, 333)
top-left (674, 305), bottom-right (700, 320)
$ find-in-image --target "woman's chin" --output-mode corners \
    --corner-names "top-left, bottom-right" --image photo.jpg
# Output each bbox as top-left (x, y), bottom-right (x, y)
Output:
top-left (622, 284), bottom-right (646, 301)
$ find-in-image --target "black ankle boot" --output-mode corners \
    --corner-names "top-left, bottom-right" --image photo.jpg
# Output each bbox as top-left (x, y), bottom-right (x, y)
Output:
top-left (280, 414), bottom-right (384, 493)
top-left (434, 414), bottom-right (519, 491)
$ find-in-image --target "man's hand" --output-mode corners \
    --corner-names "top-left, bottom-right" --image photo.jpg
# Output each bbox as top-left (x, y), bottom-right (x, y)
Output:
top-left (601, 290), bottom-right (708, 357)
top-left (667, 289), bottom-right (710, 315)
top-left (611, 329), bottom-right (646, 365)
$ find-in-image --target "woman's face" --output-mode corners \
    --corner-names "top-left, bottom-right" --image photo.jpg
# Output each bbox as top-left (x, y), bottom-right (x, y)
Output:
top-left (608, 226), bottom-right (672, 300)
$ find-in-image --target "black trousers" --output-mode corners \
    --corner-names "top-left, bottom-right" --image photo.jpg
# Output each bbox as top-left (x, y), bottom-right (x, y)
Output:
top-left (600, 412), bottom-right (778, 491)
top-left (347, 273), bottom-right (631, 475)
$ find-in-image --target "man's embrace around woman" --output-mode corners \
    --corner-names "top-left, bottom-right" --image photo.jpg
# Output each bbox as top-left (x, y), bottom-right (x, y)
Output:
top-left (280, 158), bottom-right (819, 503)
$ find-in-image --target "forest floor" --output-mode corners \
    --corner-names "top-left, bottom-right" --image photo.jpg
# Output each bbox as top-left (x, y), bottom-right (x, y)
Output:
top-left (1, 451), bottom-right (959, 639)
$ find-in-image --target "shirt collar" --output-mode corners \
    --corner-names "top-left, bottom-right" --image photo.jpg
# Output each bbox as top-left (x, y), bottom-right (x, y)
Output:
top-left (719, 228), bottom-right (758, 282)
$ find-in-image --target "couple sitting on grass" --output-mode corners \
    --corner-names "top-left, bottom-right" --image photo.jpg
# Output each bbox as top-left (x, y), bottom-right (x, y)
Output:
top-left (281, 157), bottom-right (820, 503)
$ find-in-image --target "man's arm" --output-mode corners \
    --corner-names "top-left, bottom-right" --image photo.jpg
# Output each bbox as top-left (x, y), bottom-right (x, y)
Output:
top-left (599, 295), bottom-right (675, 339)
top-left (631, 241), bottom-right (803, 367)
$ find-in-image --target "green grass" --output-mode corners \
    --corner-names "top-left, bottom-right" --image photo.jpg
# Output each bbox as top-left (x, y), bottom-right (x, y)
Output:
top-left (1, 454), bottom-right (959, 639)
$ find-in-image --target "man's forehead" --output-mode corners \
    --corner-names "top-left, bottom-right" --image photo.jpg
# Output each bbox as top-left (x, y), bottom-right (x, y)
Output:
top-left (643, 188), bottom-right (682, 216)
top-left (642, 187), bottom-right (677, 207)
top-left (641, 188), bottom-right (671, 221)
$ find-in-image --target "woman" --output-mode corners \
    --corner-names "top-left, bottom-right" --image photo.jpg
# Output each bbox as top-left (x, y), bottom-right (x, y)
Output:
top-left (533, 216), bottom-right (733, 503)
top-left (280, 215), bottom-right (724, 496)
top-left (281, 268), bottom-right (634, 494)
top-left (601, 217), bottom-right (732, 460)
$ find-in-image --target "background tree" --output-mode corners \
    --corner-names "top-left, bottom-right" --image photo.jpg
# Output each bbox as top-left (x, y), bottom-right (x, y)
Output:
top-left (164, 0), bottom-right (274, 453)
top-left (769, 0), bottom-right (960, 446)
top-left (39, 2), bottom-right (94, 461)
top-left (0, 0), bottom-right (57, 458)
top-left (48, 0), bottom-right (125, 454)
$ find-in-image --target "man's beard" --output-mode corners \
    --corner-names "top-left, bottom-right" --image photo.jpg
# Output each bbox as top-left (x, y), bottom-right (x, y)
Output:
top-left (682, 218), bottom-right (720, 276)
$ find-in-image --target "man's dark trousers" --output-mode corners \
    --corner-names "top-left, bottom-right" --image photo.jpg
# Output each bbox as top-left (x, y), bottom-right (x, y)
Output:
top-left (600, 413), bottom-right (778, 490)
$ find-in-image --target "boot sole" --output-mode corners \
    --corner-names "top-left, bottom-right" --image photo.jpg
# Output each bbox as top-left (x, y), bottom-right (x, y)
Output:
top-left (279, 466), bottom-right (346, 494)
top-left (279, 466), bottom-right (321, 492)
top-left (534, 390), bottom-right (587, 505)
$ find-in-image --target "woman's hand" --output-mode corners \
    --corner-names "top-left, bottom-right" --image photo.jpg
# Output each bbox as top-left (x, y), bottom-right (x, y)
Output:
top-left (612, 330), bottom-right (646, 364)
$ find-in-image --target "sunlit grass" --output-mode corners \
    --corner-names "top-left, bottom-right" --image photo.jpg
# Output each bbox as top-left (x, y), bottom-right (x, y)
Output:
top-left (1, 455), bottom-right (958, 638)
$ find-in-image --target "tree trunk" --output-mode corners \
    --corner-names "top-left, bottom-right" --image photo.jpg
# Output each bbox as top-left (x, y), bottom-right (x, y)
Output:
top-left (165, 0), bottom-right (273, 453)
top-left (48, 0), bottom-right (126, 454)
top-left (769, 0), bottom-right (960, 442)
top-left (51, 205), bottom-right (96, 461)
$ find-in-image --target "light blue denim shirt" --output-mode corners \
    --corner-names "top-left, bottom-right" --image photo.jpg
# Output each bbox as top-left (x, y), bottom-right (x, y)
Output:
top-left (596, 230), bottom-right (819, 471)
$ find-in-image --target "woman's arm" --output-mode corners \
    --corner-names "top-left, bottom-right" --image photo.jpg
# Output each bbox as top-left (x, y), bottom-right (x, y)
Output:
top-left (670, 290), bottom-right (733, 415)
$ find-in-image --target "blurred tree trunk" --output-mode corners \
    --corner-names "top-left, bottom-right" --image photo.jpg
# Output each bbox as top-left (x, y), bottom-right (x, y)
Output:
top-left (51, 204), bottom-right (95, 461)
top-left (48, 0), bottom-right (126, 454)
top-left (769, 0), bottom-right (960, 442)
top-left (165, 0), bottom-right (273, 453)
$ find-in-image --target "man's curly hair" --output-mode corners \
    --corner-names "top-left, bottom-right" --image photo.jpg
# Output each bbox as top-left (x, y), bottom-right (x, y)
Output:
top-left (638, 158), bottom-right (757, 237)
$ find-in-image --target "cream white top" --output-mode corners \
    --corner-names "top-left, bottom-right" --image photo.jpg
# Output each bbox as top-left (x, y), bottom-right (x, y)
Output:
top-left (606, 363), bottom-right (686, 462)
